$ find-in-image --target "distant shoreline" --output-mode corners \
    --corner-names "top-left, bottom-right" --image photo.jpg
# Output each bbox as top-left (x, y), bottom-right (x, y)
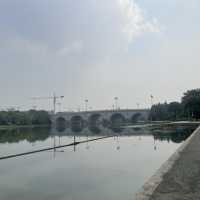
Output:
top-left (0, 124), bottom-right (51, 130)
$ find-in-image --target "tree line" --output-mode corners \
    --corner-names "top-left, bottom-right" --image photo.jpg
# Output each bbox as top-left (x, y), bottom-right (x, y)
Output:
top-left (0, 110), bottom-right (51, 126)
top-left (149, 88), bottom-right (200, 121)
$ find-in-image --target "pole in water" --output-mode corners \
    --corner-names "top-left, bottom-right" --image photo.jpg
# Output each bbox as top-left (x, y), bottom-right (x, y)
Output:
top-left (73, 136), bottom-right (76, 152)
top-left (53, 135), bottom-right (56, 159)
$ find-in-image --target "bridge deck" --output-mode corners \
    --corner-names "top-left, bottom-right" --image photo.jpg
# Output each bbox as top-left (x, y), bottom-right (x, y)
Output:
top-left (56, 109), bottom-right (149, 115)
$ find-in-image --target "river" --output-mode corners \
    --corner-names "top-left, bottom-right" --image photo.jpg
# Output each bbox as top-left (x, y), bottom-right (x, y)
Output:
top-left (0, 124), bottom-right (197, 200)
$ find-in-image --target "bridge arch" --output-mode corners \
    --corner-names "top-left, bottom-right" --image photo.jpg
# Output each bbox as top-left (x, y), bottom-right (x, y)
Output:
top-left (88, 113), bottom-right (101, 126)
top-left (70, 115), bottom-right (84, 127)
top-left (131, 113), bottom-right (142, 123)
top-left (52, 109), bottom-right (150, 129)
top-left (56, 117), bottom-right (67, 132)
top-left (110, 113), bottom-right (125, 126)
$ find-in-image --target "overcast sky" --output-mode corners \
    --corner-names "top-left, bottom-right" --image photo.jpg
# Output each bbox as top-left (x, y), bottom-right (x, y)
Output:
top-left (0, 0), bottom-right (200, 111)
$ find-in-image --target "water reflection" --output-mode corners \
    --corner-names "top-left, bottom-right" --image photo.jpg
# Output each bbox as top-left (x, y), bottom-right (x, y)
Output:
top-left (89, 125), bottom-right (101, 134)
top-left (0, 124), bottom-right (197, 145)
top-left (0, 127), bottom-right (50, 143)
top-left (153, 130), bottom-right (192, 143)
top-left (114, 136), bottom-right (120, 151)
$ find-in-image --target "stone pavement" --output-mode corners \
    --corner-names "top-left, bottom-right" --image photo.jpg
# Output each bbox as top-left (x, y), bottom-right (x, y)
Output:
top-left (136, 126), bottom-right (200, 200)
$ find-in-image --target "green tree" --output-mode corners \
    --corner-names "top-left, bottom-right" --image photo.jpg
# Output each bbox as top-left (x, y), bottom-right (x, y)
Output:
top-left (149, 102), bottom-right (183, 121)
top-left (28, 110), bottom-right (51, 125)
top-left (149, 103), bottom-right (169, 121)
top-left (0, 110), bottom-right (51, 126)
top-left (182, 89), bottom-right (200, 119)
top-left (168, 102), bottom-right (183, 120)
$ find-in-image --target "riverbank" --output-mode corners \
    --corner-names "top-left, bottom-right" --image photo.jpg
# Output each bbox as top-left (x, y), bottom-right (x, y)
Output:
top-left (125, 121), bottom-right (200, 130)
top-left (0, 124), bottom-right (50, 130)
top-left (135, 125), bottom-right (200, 200)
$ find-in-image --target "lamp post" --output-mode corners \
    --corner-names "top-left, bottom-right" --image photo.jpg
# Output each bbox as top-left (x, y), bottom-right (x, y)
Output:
top-left (85, 99), bottom-right (88, 112)
top-left (150, 95), bottom-right (154, 107)
top-left (150, 95), bottom-right (154, 122)
top-left (114, 97), bottom-right (118, 110)
top-left (112, 104), bottom-right (115, 111)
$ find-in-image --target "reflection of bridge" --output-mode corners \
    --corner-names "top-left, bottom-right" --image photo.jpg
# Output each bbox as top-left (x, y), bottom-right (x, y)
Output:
top-left (50, 125), bottom-right (152, 136)
top-left (51, 109), bottom-right (150, 127)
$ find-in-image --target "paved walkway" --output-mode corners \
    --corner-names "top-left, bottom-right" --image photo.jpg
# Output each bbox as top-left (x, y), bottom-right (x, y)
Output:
top-left (149, 127), bottom-right (200, 200)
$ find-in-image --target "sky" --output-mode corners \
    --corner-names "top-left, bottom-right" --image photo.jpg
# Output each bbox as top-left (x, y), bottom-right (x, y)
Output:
top-left (0, 0), bottom-right (200, 111)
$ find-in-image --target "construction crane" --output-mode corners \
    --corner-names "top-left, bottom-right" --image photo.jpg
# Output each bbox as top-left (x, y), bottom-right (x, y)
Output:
top-left (31, 93), bottom-right (64, 114)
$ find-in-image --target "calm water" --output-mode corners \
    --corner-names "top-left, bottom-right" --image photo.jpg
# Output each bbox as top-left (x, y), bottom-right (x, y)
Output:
top-left (0, 124), bottom-right (197, 200)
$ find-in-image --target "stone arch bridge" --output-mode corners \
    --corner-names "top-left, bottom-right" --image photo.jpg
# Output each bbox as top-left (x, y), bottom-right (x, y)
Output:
top-left (51, 109), bottom-right (150, 127)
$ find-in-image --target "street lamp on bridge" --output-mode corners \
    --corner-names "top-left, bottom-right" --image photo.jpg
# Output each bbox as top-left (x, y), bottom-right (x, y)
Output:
top-left (114, 97), bottom-right (119, 110)
top-left (85, 99), bottom-right (89, 112)
top-left (150, 95), bottom-right (154, 107)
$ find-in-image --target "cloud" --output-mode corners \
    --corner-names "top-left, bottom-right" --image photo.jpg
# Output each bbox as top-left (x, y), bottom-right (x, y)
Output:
top-left (57, 41), bottom-right (83, 56)
top-left (0, 0), bottom-right (160, 109)
top-left (0, 0), bottom-right (159, 54)
top-left (118, 0), bottom-right (160, 41)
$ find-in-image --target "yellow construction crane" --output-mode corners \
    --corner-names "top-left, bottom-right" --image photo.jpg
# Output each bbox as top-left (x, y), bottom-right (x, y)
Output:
top-left (31, 93), bottom-right (64, 114)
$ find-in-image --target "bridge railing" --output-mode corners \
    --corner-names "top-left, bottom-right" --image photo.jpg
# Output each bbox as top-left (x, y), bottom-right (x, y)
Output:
top-left (55, 108), bottom-right (150, 115)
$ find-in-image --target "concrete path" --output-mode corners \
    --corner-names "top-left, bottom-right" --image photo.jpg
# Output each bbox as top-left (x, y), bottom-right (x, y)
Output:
top-left (135, 126), bottom-right (200, 200)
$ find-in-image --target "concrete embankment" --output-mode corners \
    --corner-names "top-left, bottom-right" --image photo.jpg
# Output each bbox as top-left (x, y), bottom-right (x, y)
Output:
top-left (135, 126), bottom-right (200, 200)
